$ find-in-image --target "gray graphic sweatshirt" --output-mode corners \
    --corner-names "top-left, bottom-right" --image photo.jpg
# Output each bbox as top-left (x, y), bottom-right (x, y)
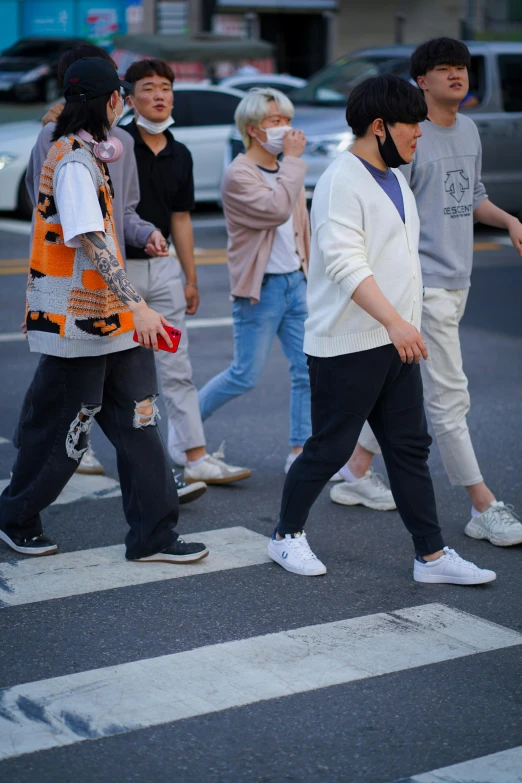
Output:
top-left (401, 113), bottom-right (487, 289)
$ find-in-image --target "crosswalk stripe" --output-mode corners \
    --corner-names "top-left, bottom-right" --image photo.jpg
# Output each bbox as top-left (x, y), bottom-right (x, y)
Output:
top-left (0, 437), bottom-right (8, 445)
top-left (0, 474), bottom-right (121, 507)
top-left (0, 526), bottom-right (270, 607)
top-left (396, 744), bottom-right (522, 782)
top-left (0, 603), bottom-right (519, 761)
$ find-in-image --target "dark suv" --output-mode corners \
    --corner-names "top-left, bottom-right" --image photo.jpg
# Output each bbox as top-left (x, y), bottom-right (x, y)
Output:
top-left (0, 37), bottom-right (85, 102)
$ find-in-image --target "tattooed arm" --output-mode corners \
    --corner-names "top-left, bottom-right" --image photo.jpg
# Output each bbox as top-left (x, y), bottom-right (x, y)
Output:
top-left (79, 231), bottom-right (173, 350)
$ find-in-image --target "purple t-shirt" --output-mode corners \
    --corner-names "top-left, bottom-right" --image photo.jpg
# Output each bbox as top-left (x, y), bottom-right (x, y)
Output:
top-left (356, 156), bottom-right (405, 223)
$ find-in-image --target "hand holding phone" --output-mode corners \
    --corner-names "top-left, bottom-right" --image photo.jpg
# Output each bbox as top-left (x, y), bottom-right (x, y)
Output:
top-left (133, 326), bottom-right (181, 353)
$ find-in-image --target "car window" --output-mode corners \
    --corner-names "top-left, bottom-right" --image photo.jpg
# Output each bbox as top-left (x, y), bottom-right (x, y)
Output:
top-left (172, 91), bottom-right (192, 127)
top-left (460, 55), bottom-right (486, 111)
top-left (288, 55), bottom-right (410, 105)
top-left (188, 91), bottom-right (241, 126)
top-left (236, 81), bottom-right (297, 94)
top-left (498, 55), bottom-right (522, 112)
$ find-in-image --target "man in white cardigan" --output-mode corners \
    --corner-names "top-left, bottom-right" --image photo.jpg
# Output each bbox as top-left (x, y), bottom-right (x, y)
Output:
top-left (268, 74), bottom-right (495, 585)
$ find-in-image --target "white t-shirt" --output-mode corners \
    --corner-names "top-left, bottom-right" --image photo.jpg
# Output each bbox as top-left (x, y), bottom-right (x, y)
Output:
top-left (55, 161), bottom-right (105, 247)
top-left (259, 165), bottom-right (301, 275)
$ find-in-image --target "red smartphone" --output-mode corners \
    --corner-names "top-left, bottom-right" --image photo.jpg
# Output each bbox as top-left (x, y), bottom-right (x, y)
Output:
top-left (133, 326), bottom-right (182, 353)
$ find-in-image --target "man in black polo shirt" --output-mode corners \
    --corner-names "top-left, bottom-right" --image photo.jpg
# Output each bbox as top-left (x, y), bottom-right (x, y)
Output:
top-left (123, 59), bottom-right (251, 487)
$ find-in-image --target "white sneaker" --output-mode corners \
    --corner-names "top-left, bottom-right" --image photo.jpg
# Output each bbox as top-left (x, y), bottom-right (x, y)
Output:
top-left (75, 446), bottom-right (104, 475)
top-left (464, 501), bottom-right (522, 547)
top-left (413, 547), bottom-right (496, 585)
top-left (268, 531), bottom-right (327, 576)
top-left (330, 469), bottom-right (396, 511)
top-left (184, 442), bottom-right (251, 485)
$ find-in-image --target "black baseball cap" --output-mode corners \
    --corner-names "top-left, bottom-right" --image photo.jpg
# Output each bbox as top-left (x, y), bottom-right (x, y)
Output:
top-left (64, 57), bottom-right (132, 103)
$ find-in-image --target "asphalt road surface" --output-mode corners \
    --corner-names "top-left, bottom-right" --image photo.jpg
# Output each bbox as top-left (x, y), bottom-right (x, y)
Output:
top-left (0, 215), bottom-right (521, 783)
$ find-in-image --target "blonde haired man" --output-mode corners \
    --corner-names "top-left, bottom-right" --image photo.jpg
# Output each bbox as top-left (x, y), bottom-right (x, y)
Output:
top-left (198, 88), bottom-right (311, 470)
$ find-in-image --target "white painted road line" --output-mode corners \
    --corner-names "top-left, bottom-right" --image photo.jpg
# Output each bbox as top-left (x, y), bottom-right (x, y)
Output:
top-left (398, 744), bottom-right (522, 782)
top-left (0, 473), bottom-right (121, 508)
top-left (0, 604), bottom-right (520, 760)
top-left (0, 437), bottom-right (8, 444)
top-left (0, 318), bottom-right (233, 344)
top-left (0, 526), bottom-right (270, 608)
top-left (0, 218), bottom-right (32, 236)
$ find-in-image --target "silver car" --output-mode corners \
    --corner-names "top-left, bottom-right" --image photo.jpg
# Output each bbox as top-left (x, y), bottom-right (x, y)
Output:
top-left (229, 43), bottom-right (522, 215)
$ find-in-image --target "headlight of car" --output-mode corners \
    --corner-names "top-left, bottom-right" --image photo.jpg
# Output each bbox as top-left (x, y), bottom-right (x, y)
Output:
top-left (305, 132), bottom-right (354, 158)
top-left (18, 65), bottom-right (50, 84)
top-left (0, 153), bottom-right (18, 170)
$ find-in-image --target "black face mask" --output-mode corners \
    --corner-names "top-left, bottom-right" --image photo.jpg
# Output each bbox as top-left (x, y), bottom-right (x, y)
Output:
top-left (376, 120), bottom-right (407, 168)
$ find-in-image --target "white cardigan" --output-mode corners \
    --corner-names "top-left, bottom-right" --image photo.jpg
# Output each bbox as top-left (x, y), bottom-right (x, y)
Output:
top-left (304, 152), bottom-right (423, 357)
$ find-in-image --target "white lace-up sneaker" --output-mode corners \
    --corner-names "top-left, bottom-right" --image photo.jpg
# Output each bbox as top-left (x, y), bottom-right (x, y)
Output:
top-left (184, 442), bottom-right (251, 485)
top-left (268, 531), bottom-right (327, 576)
top-left (330, 469), bottom-right (396, 511)
top-left (464, 501), bottom-right (522, 547)
top-left (413, 547), bottom-right (496, 585)
top-left (75, 445), bottom-right (104, 475)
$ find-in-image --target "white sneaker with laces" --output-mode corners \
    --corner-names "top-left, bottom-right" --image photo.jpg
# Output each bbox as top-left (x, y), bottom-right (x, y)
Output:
top-left (267, 531), bottom-right (327, 576)
top-left (413, 547), bottom-right (496, 585)
top-left (75, 445), bottom-right (104, 475)
top-left (330, 469), bottom-right (396, 511)
top-left (464, 501), bottom-right (522, 547)
top-left (184, 442), bottom-right (251, 485)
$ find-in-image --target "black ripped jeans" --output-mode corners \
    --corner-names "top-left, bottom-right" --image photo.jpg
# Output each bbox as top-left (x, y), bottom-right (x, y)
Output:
top-left (278, 344), bottom-right (445, 556)
top-left (0, 346), bottom-right (179, 560)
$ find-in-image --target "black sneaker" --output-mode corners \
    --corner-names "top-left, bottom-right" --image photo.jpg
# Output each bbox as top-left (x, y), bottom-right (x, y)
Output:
top-left (173, 472), bottom-right (207, 505)
top-left (131, 538), bottom-right (209, 564)
top-left (0, 529), bottom-right (58, 556)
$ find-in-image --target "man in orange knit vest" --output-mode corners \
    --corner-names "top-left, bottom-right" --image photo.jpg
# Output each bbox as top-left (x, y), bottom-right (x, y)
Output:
top-left (0, 57), bottom-right (208, 564)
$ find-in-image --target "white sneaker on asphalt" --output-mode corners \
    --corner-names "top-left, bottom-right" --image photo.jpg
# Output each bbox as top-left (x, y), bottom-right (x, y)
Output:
top-left (75, 446), bottom-right (104, 475)
top-left (464, 501), bottom-right (522, 547)
top-left (184, 442), bottom-right (251, 485)
top-left (413, 547), bottom-right (496, 585)
top-left (268, 531), bottom-right (327, 576)
top-left (330, 469), bottom-right (396, 511)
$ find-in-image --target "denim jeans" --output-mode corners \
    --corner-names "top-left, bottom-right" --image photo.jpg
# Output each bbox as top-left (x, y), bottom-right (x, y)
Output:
top-left (198, 270), bottom-right (311, 447)
top-left (1, 346), bottom-right (179, 560)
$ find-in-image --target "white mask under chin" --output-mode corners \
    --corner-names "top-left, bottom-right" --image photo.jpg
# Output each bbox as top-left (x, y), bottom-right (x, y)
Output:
top-left (135, 112), bottom-right (175, 135)
top-left (258, 125), bottom-right (291, 155)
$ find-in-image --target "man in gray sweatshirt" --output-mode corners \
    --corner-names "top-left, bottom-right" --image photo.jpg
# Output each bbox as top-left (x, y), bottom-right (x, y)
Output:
top-left (336, 38), bottom-right (522, 547)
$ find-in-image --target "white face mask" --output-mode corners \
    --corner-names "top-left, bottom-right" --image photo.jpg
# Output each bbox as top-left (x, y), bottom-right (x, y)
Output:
top-left (110, 94), bottom-right (124, 128)
top-left (257, 125), bottom-right (291, 155)
top-left (135, 111), bottom-right (175, 135)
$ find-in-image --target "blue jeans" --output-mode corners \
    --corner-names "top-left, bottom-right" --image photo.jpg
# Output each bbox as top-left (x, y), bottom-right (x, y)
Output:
top-left (198, 270), bottom-right (311, 447)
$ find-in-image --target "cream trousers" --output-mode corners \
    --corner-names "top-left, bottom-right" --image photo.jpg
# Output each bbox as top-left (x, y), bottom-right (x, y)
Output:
top-left (359, 287), bottom-right (483, 487)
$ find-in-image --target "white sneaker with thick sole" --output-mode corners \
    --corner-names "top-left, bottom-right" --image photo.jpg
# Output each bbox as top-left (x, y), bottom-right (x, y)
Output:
top-left (268, 531), bottom-right (327, 576)
top-left (464, 501), bottom-right (522, 547)
top-left (413, 547), bottom-right (496, 585)
top-left (184, 442), bottom-right (251, 485)
top-left (76, 446), bottom-right (105, 475)
top-left (330, 469), bottom-right (396, 511)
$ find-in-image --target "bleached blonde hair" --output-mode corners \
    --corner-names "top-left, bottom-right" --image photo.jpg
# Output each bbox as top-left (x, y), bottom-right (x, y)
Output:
top-left (234, 87), bottom-right (295, 149)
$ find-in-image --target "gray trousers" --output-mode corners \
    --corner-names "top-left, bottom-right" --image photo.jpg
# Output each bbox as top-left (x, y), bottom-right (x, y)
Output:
top-left (126, 257), bottom-right (206, 453)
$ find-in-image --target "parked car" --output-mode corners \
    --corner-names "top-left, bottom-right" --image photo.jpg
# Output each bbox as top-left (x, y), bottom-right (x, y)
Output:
top-left (219, 73), bottom-right (306, 95)
top-left (0, 38), bottom-right (86, 103)
top-left (0, 82), bottom-right (244, 217)
top-left (228, 42), bottom-right (522, 214)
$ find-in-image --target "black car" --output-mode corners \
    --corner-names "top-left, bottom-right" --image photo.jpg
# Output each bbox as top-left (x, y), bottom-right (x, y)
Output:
top-left (0, 37), bottom-right (87, 102)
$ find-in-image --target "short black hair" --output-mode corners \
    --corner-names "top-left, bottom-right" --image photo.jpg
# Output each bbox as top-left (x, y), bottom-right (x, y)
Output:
top-left (346, 74), bottom-right (427, 138)
top-left (57, 44), bottom-right (116, 87)
top-left (410, 38), bottom-right (470, 83)
top-left (52, 86), bottom-right (114, 143)
top-left (124, 58), bottom-right (175, 88)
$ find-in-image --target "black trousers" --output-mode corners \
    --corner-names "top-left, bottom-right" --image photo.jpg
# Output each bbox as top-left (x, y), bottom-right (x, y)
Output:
top-left (278, 344), bottom-right (445, 556)
top-left (0, 346), bottom-right (179, 560)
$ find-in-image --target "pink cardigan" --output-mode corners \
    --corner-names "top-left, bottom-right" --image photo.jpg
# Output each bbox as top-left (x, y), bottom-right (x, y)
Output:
top-left (221, 153), bottom-right (310, 303)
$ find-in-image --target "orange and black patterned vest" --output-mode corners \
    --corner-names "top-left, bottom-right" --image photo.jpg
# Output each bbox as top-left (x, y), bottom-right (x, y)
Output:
top-left (26, 134), bottom-right (135, 358)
